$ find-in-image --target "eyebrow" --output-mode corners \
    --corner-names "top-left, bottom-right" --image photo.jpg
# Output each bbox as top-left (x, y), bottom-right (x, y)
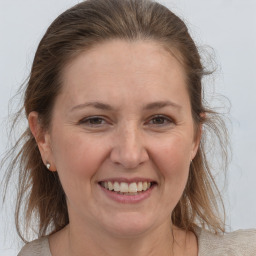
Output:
top-left (70, 102), bottom-right (114, 112)
top-left (70, 100), bottom-right (181, 112)
top-left (142, 101), bottom-right (181, 111)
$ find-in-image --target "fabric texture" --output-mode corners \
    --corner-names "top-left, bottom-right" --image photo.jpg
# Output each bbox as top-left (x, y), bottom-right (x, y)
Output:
top-left (18, 228), bottom-right (256, 256)
top-left (18, 236), bottom-right (51, 256)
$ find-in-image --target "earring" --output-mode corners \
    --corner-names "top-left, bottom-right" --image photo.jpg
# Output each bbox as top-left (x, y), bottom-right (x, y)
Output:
top-left (46, 163), bottom-right (51, 169)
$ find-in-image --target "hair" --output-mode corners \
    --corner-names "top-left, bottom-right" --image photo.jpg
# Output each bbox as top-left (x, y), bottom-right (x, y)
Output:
top-left (2, 0), bottom-right (229, 242)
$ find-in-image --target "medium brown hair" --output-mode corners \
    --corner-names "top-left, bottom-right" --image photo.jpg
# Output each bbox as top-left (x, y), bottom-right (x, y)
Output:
top-left (3, 0), bottom-right (229, 241)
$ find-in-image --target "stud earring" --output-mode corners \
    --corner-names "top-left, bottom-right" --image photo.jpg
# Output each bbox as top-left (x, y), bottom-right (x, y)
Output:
top-left (46, 163), bottom-right (51, 169)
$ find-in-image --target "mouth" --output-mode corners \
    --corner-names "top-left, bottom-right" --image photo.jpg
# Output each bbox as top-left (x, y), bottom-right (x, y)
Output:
top-left (98, 180), bottom-right (157, 196)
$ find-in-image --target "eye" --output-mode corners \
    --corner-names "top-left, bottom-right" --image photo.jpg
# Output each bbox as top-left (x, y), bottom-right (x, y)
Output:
top-left (79, 116), bottom-right (107, 127)
top-left (146, 115), bottom-right (174, 126)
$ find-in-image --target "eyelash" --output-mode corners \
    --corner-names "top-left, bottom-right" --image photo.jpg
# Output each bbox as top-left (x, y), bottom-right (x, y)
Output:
top-left (79, 115), bottom-right (174, 128)
top-left (79, 116), bottom-right (108, 127)
top-left (146, 115), bottom-right (174, 127)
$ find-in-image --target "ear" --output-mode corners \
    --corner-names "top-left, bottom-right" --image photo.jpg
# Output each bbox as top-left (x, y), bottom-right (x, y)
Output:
top-left (191, 121), bottom-right (203, 161)
top-left (28, 111), bottom-right (56, 171)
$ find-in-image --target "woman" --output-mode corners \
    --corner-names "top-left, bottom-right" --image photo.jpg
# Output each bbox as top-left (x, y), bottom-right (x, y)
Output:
top-left (2, 0), bottom-right (255, 255)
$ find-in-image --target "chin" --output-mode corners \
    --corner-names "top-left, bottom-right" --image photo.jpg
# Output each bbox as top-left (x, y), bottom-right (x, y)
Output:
top-left (101, 211), bottom-right (158, 238)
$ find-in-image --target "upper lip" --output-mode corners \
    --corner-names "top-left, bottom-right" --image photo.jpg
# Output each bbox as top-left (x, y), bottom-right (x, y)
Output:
top-left (98, 177), bottom-right (157, 184)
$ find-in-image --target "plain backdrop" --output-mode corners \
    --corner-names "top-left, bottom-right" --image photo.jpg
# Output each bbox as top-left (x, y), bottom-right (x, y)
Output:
top-left (1, 0), bottom-right (256, 255)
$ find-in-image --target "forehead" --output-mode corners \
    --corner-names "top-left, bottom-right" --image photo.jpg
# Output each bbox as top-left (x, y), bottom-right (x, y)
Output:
top-left (62, 39), bottom-right (184, 79)
top-left (58, 39), bottom-right (189, 110)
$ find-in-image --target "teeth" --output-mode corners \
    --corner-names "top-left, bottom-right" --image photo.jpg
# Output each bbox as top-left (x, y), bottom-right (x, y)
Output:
top-left (101, 181), bottom-right (153, 193)
top-left (137, 182), bottom-right (143, 192)
top-left (129, 182), bottom-right (138, 193)
top-left (113, 182), bottom-right (120, 192)
top-left (108, 181), bottom-right (114, 191)
top-left (142, 181), bottom-right (148, 191)
top-left (120, 182), bottom-right (129, 193)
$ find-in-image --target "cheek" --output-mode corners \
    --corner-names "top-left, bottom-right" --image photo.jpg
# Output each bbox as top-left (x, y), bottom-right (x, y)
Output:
top-left (155, 135), bottom-right (191, 167)
top-left (51, 130), bottom-right (108, 186)
top-left (152, 135), bottom-right (192, 193)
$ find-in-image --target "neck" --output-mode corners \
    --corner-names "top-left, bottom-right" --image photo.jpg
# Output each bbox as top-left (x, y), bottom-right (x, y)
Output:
top-left (51, 219), bottom-right (175, 256)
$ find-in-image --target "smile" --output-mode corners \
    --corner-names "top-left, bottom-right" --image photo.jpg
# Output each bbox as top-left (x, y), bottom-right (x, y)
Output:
top-left (99, 181), bottom-right (156, 195)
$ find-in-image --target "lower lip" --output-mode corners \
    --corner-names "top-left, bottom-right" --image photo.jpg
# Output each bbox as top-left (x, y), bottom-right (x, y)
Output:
top-left (98, 184), bottom-right (155, 204)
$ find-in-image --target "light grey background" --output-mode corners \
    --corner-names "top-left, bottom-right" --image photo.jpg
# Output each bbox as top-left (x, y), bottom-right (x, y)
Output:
top-left (1, 0), bottom-right (255, 255)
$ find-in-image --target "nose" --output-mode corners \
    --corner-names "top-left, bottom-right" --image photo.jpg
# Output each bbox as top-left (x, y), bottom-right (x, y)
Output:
top-left (110, 124), bottom-right (149, 169)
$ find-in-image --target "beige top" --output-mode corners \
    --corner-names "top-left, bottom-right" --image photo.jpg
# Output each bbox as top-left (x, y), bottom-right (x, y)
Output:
top-left (18, 228), bottom-right (256, 256)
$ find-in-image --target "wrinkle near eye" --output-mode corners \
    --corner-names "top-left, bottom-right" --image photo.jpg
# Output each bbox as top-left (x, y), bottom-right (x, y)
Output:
top-left (82, 117), bottom-right (106, 125)
top-left (150, 116), bottom-right (171, 125)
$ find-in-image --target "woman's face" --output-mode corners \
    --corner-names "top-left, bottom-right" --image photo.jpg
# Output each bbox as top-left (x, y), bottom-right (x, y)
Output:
top-left (41, 40), bottom-right (200, 237)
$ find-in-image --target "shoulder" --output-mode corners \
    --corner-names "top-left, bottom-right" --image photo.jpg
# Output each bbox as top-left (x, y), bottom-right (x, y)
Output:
top-left (196, 228), bottom-right (256, 256)
top-left (18, 237), bottom-right (51, 256)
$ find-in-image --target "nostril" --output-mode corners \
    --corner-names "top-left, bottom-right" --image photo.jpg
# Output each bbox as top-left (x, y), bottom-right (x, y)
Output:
top-left (109, 145), bottom-right (149, 169)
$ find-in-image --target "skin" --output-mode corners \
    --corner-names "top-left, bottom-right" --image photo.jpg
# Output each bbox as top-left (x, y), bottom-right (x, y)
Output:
top-left (29, 40), bottom-right (200, 256)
